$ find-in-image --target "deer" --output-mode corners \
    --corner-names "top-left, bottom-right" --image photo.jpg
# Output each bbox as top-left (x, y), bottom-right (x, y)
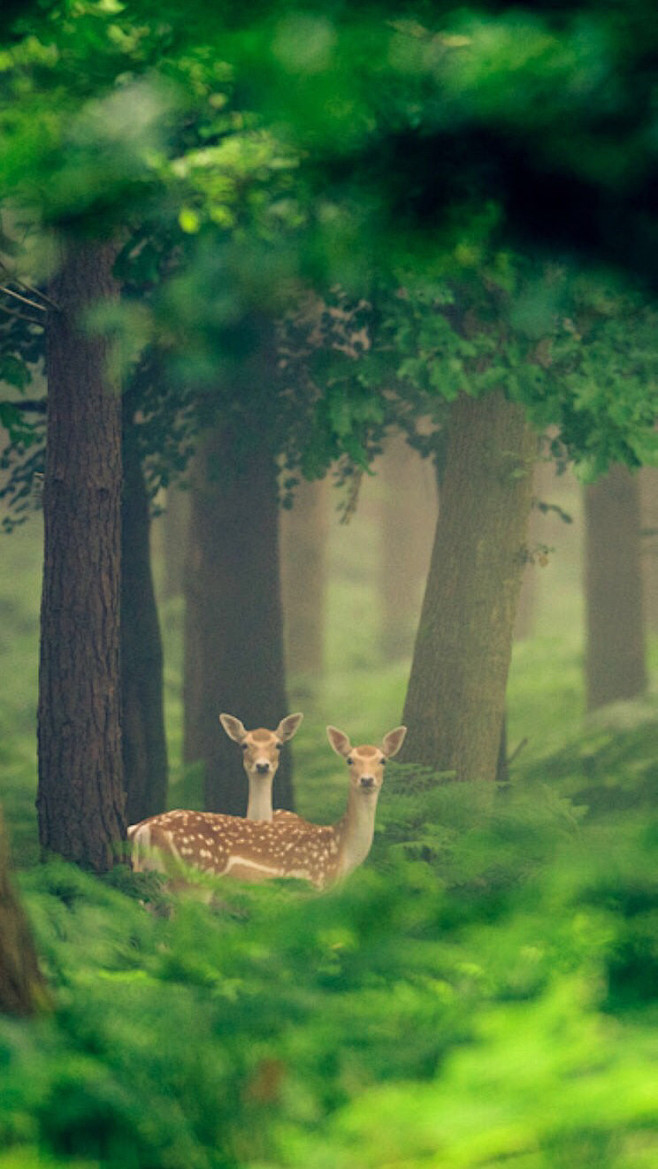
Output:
top-left (219, 711), bottom-right (304, 821)
top-left (127, 724), bottom-right (407, 891)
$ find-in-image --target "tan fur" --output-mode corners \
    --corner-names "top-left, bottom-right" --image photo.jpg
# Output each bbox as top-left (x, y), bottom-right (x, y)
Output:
top-left (219, 711), bottom-right (303, 822)
top-left (129, 725), bottom-right (407, 891)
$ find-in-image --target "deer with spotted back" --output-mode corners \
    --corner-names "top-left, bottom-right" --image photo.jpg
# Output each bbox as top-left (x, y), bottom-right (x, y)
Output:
top-left (127, 724), bottom-right (406, 891)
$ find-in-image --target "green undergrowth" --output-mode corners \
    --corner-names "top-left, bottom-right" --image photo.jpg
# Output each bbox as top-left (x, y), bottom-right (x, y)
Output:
top-left (3, 523), bottom-right (658, 1165)
top-left (3, 709), bottom-right (658, 1168)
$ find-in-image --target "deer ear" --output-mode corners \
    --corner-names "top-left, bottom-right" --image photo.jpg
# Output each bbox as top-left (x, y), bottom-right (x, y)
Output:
top-left (219, 713), bottom-right (247, 743)
top-left (382, 726), bottom-right (407, 758)
top-left (277, 712), bottom-right (304, 741)
top-left (327, 725), bottom-right (352, 758)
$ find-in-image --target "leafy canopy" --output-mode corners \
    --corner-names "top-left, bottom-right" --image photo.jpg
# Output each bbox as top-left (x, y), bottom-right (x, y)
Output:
top-left (0, 0), bottom-right (657, 506)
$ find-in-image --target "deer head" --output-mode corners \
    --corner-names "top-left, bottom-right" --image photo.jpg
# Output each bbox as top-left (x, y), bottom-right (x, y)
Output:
top-left (219, 711), bottom-right (303, 820)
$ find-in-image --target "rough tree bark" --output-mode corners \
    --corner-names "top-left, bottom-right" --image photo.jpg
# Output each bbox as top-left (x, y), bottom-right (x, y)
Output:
top-left (401, 390), bottom-right (537, 781)
top-left (281, 477), bottom-right (328, 680)
top-left (584, 464), bottom-right (647, 711)
top-left (37, 237), bottom-right (126, 871)
top-left (184, 424), bottom-right (293, 815)
top-left (0, 810), bottom-right (50, 1015)
top-left (121, 407), bottom-right (168, 824)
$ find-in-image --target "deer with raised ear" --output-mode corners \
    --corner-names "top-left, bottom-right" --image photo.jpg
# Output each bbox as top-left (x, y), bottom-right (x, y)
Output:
top-left (219, 712), bottom-right (303, 820)
top-left (127, 724), bottom-right (407, 891)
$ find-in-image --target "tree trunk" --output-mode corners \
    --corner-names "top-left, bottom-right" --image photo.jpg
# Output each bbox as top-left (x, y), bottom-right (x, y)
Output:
top-left (380, 430), bottom-right (437, 661)
top-left (281, 477), bottom-right (328, 681)
top-left (0, 810), bottom-right (50, 1015)
top-left (162, 483), bottom-right (190, 601)
top-left (183, 425), bottom-right (293, 815)
top-left (584, 464), bottom-right (647, 711)
top-left (121, 409), bottom-right (168, 825)
top-left (401, 390), bottom-right (537, 780)
top-left (513, 457), bottom-right (551, 641)
top-left (640, 467), bottom-right (658, 633)
top-left (37, 237), bottom-right (126, 871)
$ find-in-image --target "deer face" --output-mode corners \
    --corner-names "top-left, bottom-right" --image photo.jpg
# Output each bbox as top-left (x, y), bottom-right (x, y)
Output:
top-left (242, 729), bottom-right (282, 778)
top-left (326, 724), bottom-right (407, 796)
top-left (219, 712), bottom-right (303, 782)
top-left (346, 744), bottom-right (387, 795)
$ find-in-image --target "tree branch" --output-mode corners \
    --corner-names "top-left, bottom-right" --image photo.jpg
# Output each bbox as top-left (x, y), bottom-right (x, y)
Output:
top-left (0, 284), bottom-right (48, 313)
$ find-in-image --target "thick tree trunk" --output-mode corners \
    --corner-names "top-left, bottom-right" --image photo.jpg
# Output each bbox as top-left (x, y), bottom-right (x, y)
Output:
top-left (380, 431), bottom-right (437, 661)
top-left (401, 390), bottom-right (537, 780)
top-left (281, 477), bottom-right (328, 680)
top-left (37, 238), bottom-right (126, 871)
top-left (183, 425), bottom-right (293, 815)
top-left (121, 411), bottom-right (168, 824)
top-left (0, 810), bottom-right (50, 1015)
top-left (584, 464), bottom-right (647, 711)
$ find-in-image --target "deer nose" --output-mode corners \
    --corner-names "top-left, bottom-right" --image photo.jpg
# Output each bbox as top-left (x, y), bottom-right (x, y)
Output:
top-left (360, 775), bottom-right (375, 789)
top-left (256, 762), bottom-right (271, 774)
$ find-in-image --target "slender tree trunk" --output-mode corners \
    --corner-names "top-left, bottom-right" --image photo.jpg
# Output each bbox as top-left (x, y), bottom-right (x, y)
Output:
top-left (0, 810), bottom-right (50, 1015)
top-left (183, 424), bottom-right (293, 815)
top-left (121, 409), bottom-right (168, 824)
top-left (584, 464), bottom-right (647, 711)
top-left (513, 457), bottom-right (551, 641)
top-left (401, 390), bottom-right (537, 780)
top-left (380, 431), bottom-right (437, 661)
top-left (162, 484), bottom-right (190, 601)
top-left (37, 237), bottom-right (125, 871)
top-left (640, 467), bottom-right (658, 633)
top-left (281, 477), bottom-right (328, 680)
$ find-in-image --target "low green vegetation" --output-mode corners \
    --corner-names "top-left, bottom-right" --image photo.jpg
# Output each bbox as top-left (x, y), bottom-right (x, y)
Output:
top-left (3, 694), bottom-right (658, 1169)
top-left (2, 522), bottom-right (658, 1167)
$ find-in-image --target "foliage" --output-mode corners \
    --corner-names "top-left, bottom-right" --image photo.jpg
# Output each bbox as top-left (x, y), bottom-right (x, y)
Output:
top-left (2, 0), bottom-right (658, 535)
top-left (2, 484), bottom-right (658, 1167)
top-left (2, 714), bottom-right (658, 1168)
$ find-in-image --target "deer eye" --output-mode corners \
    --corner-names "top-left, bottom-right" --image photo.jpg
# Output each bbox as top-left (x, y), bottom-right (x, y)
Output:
top-left (380, 758), bottom-right (387, 765)
top-left (276, 742), bottom-right (282, 750)
top-left (241, 743), bottom-right (248, 751)
top-left (347, 757), bottom-right (354, 766)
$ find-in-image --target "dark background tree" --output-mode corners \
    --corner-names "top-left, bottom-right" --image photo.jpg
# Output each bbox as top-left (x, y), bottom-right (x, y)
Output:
top-left (121, 398), bottom-right (168, 824)
top-left (640, 468), bottom-right (658, 633)
top-left (0, 809), bottom-right (49, 1015)
top-left (584, 465), bottom-right (648, 711)
top-left (183, 415), bottom-right (292, 815)
top-left (37, 237), bottom-right (125, 871)
top-left (380, 430), bottom-right (437, 662)
top-left (281, 477), bottom-right (329, 683)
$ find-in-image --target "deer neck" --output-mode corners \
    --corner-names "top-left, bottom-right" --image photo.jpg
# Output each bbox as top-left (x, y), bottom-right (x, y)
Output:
top-left (246, 777), bottom-right (274, 822)
top-left (334, 787), bottom-right (380, 879)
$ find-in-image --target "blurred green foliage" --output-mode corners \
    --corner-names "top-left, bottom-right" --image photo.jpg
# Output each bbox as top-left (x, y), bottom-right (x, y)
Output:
top-left (2, 0), bottom-right (658, 506)
top-left (1, 509), bottom-right (658, 1169)
top-left (2, 709), bottom-right (658, 1167)
top-left (2, 499), bottom-right (658, 1167)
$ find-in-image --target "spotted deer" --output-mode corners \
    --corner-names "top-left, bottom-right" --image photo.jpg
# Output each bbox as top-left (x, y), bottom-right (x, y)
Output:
top-left (127, 724), bottom-right (407, 891)
top-left (219, 712), bottom-right (303, 820)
